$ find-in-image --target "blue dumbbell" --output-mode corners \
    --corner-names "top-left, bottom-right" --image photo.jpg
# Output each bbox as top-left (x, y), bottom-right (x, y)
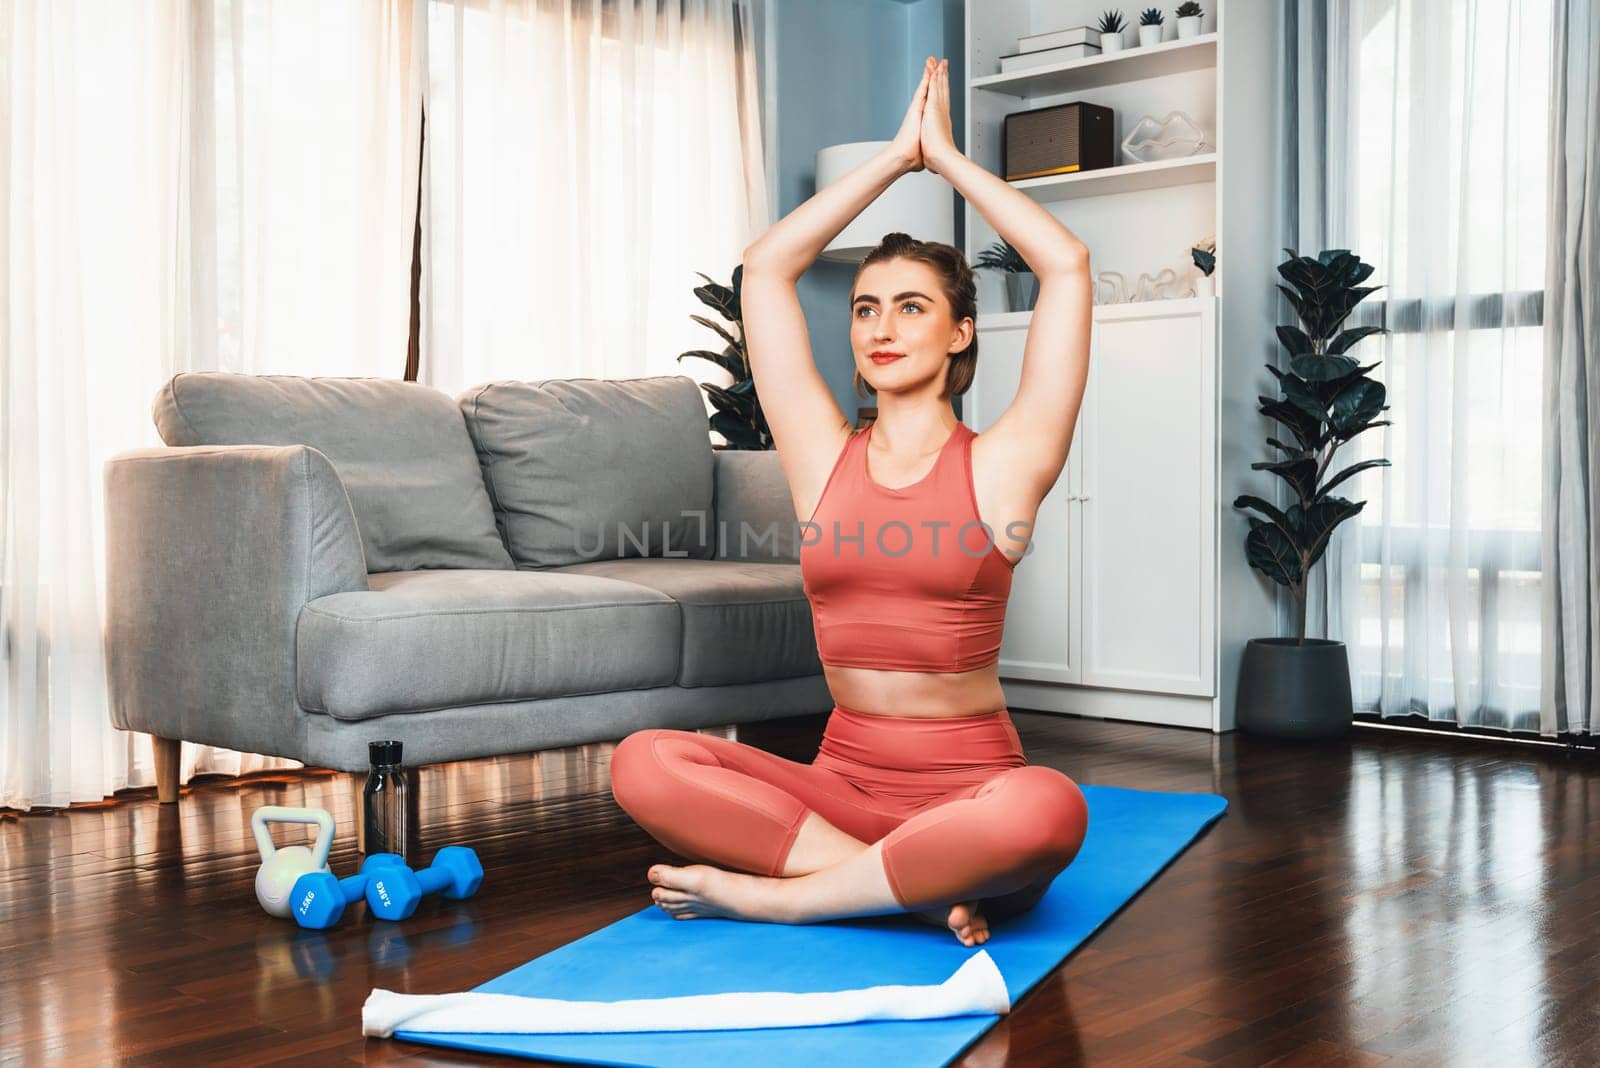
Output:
top-left (289, 852), bottom-right (405, 929)
top-left (365, 846), bottom-right (484, 922)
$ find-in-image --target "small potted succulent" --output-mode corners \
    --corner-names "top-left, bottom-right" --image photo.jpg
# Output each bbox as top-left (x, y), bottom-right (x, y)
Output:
top-left (974, 238), bottom-right (1039, 312)
top-left (1137, 7), bottom-right (1163, 47)
top-left (1191, 237), bottom-right (1216, 297)
top-left (1176, 1), bottom-right (1204, 38)
top-left (1096, 10), bottom-right (1126, 53)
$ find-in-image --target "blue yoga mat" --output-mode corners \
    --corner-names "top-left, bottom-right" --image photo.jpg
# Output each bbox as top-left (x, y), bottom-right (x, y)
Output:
top-left (392, 783), bottom-right (1228, 1067)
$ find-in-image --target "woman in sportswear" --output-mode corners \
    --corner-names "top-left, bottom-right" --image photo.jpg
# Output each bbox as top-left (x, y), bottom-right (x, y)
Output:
top-left (610, 56), bottom-right (1094, 947)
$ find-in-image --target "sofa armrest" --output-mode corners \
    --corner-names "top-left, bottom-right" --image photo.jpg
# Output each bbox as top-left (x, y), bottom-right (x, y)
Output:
top-left (103, 445), bottom-right (369, 759)
top-left (710, 449), bottom-right (801, 563)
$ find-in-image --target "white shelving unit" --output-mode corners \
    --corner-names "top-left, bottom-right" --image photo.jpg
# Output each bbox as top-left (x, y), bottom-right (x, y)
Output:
top-left (965, 5), bottom-right (1222, 313)
top-left (1011, 152), bottom-right (1218, 203)
top-left (960, 1), bottom-right (1281, 735)
top-left (970, 31), bottom-right (1219, 97)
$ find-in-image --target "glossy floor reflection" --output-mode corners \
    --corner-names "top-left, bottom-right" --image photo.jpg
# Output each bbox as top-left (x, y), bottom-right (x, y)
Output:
top-left (3, 714), bottom-right (1598, 1065)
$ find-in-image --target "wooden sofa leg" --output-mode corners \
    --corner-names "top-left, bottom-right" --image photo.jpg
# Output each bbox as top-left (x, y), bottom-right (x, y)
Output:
top-left (152, 736), bottom-right (181, 804)
top-left (351, 775), bottom-right (366, 853)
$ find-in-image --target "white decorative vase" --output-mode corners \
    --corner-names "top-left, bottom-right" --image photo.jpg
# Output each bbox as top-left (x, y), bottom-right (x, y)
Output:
top-left (1137, 25), bottom-right (1162, 47)
top-left (1194, 273), bottom-right (1215, 298)
top-left (1100, 32), bottom-right (1125, 53)
top-left (1177, 16), bottom-right (1201, 39)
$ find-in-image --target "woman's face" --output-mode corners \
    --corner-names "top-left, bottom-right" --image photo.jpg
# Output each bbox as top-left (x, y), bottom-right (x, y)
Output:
top-left (850, 258), bottom-right (971, 394)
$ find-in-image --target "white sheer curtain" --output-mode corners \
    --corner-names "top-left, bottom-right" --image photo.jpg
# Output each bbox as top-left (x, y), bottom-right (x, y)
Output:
top-left (1, 0), bottom-right (422, 810)
top-left (3, 1), bottom-right (179, 810)
top-left (421, 0), bottom-right (769, 393)
top-left (1306, 0), bottom-right (1551, 733)
top-left (187, 0), bottom-right (425, 375)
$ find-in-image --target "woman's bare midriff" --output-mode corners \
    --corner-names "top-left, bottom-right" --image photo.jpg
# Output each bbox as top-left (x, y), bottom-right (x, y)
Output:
top-left (823, 663), bottom-right (1008, 718)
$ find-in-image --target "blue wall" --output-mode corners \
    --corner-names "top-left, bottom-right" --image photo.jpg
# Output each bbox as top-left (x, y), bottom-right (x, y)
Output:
top-left (762, 0), bottom-right (966, 421)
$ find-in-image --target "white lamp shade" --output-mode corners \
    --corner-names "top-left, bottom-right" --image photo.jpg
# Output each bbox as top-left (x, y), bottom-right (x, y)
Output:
top-left (816, 141), bottom-right (953, 263)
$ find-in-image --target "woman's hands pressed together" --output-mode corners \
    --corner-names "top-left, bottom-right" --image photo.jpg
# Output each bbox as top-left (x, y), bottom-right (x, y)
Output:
top-left (918, 58), bottom-right (959, 175)
top-left (890, 57), bottom-right (962, 177)
top-left (888, 58), bottom-right (933, 173)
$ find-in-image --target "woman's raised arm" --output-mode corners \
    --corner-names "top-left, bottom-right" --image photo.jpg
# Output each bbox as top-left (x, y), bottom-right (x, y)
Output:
top-left (738, 61), bottom-right (938, 522)
top-left (921, 58), bottom-right (1089, 277)
top-left (922, 59), bottom-right (1092, 500)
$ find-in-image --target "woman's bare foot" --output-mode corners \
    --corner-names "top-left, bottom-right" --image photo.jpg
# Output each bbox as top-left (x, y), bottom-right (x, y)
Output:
top-left (913, 900), bottom-right (991, 946)
top-left (645, 840), bottom-right (914, 927)
top-left (647, 863), bottom-right (792, 923)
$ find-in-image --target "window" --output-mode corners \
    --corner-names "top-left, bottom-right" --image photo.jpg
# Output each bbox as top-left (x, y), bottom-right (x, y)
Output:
top-left (421, 0), bottom-right (765, 391)
top-left (1343, 0), bottom-right (1549, 730)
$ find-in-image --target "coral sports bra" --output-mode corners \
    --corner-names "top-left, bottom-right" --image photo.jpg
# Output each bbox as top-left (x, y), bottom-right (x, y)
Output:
top-left (798, 419), bottom-right (1018, 673)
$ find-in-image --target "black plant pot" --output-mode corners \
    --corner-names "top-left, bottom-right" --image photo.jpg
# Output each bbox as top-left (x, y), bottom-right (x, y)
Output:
top-left (1004, 272), bottom-right (1040, 312)
top-left (1236, 638), bottom-right (1353, 739)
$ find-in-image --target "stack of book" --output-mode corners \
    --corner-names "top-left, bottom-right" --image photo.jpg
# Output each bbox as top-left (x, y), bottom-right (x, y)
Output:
top-left (998, 26), bottom-right (1099, 73)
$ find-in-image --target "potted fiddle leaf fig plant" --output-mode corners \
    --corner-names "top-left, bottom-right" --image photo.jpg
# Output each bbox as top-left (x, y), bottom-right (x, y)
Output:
top-left (973, 238), bottom-right (1039, 312)
top-left (1191, 237), bottom-right (1215, 297)
top-left (1233, 248), bottom-right (1392, 739)
top-left (677, 263), bottom-right (773, 450)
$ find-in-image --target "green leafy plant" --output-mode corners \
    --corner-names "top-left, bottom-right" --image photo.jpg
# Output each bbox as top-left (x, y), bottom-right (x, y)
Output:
top-left (1176, 1), bottom-right (1203, 17)
top-left (1096, 10), bottom-right (1126, 33)
top-left (1234, 249), bottom-right (1392, 643)
top-left (1139, 7), bottom-right (1163, 26)
top-left (1191, 237), bottom-right (1215, 275)
top-left (972, 238), bottom-right (1032, 274)
top-left (676, 264), bottom-right (772, 450)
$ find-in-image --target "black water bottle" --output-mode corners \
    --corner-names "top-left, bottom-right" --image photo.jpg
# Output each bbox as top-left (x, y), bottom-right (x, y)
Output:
top-left (363, 740), bottom-right (408, 862)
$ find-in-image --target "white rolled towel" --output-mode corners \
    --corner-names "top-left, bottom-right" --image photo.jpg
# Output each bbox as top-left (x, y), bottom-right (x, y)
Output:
top-left (363, 949), bottom-right (1010, 1038)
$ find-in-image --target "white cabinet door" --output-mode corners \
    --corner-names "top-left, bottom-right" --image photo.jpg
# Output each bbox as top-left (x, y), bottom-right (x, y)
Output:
top-left (965, 317), bottom-right (1082, 685)
top-left (1078, 299), bottom-right (1216, 696)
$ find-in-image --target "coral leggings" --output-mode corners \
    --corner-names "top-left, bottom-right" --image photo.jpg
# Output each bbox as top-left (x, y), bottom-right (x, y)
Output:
top-left (609, 704), bottom-right (1089, 919)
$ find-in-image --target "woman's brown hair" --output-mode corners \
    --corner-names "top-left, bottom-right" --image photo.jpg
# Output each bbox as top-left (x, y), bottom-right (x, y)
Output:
top-left (850, 232), bottom-right (978, 401)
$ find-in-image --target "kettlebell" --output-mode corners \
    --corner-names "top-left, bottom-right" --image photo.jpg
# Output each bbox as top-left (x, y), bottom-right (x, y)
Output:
top-left (253, 806), bottom-right (336, 918)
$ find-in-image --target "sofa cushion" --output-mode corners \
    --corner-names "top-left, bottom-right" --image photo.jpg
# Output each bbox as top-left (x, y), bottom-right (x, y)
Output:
top-left (458, 375), bottom-right (716, 568)
top-left (154, 372), bottom-right (513, 573)
top-left (712, 448), bottom-right (802, 562)
top-left (550, 558), bottom-right (820, 687)
top-left (297, 569), bottom-right (682, 720)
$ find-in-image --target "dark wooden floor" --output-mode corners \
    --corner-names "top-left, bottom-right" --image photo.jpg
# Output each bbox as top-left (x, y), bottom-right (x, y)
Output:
top-left (5, 709), bottom-right (1600, 1067)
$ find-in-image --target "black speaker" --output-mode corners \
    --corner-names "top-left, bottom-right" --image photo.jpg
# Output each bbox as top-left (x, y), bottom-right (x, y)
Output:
top-left (1002, 101), bottom-right (1114, 182)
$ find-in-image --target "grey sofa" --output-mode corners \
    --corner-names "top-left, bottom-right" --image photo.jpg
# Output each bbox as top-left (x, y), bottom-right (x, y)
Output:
top-left (104, 371), bottom-right (831, 805)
